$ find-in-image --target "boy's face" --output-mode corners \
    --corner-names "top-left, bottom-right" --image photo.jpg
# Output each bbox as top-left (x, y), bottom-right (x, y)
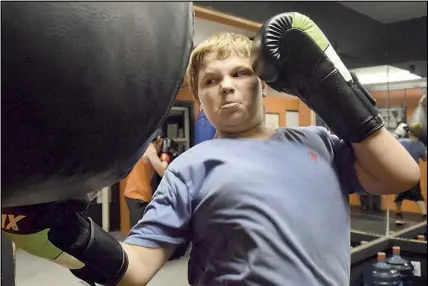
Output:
top-left (197, 54), bottom-right (264, 134)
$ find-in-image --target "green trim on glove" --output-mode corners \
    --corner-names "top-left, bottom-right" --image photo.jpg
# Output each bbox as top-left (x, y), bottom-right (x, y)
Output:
top-left (4, 229), bottom-right (85, 269)
top-left (4, 229), bottom-right (62, 259)
top-left (291, 12), bottom-right (329, 51)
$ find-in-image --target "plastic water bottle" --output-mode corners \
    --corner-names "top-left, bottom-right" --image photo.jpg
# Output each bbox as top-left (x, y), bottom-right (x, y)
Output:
top-left (386, 246), bottom-right (415, 286)
top-left (364, 252), bottom-right (402, 285)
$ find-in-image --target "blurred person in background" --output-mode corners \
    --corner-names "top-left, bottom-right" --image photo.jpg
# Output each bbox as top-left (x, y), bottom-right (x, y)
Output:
top-left (395, 122), bottom-right (427, 225)
top-left (122, 129), bottom-right (170, 228)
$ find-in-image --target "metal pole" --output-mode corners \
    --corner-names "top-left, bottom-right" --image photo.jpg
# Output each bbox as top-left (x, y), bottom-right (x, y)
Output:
top-left (101, 187), bottom-right (110, 232)
top-left (385, 202), bottom-right (390, 237)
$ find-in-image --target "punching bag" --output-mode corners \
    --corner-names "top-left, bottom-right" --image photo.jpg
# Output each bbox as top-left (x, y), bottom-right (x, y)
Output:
top-left (1, 2), bottom-right (193, 207)
top-left (194, 111), bottom-right (217, 145)
top-left (410, 95), bottom-right (427, 145)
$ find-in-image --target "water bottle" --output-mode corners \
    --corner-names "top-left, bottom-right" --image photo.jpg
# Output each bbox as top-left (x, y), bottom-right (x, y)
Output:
top-left (363, 252), bottom-right (402, 286)
top-left (386, 246), bottom-right (415, 286)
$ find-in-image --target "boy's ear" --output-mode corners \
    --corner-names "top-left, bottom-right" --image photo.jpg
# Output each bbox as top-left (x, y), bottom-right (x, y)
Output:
top-left (261, 81), bottom-right (268, 97)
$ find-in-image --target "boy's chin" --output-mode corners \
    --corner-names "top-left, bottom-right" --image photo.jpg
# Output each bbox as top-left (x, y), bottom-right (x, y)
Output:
top-left (217, 120), bottom-right (256, 135)
top-left (219, 113), bottom-right (247, 128)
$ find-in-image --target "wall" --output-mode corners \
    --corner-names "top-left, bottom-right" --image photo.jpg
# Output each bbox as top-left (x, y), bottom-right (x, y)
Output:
top-left (349, 88), bottom-right (427, 213)
top-left (263, 94), bottom-right (312, 127)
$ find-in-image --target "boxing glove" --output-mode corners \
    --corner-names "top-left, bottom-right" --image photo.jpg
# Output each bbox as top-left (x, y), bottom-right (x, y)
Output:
top-left (160, 138), bottom-right (172, 163)
top-left (251, 12), bottom-right (384, 143)
top-left (1, 197), bottom-right (128, 286)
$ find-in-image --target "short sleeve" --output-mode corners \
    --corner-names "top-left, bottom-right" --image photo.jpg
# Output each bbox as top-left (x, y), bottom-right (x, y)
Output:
top-left (124, 169), bottom-right (193, 248)
top-left (310, 127), bottom-right (365, 194)
top-left (420, 143), bottom-right (427, 160)
top-left (278, 126), bottom-right (366, 194)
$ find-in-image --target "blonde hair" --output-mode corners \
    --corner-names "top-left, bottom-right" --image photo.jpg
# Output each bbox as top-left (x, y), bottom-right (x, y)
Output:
top-left (186, 32), bottom-right (253, 103)
top-left (409, 122), bottom-right (422, 137)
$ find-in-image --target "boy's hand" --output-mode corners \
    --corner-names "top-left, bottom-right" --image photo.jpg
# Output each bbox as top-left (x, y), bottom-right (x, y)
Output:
top-left (250, 12), bottom-right (384, 143)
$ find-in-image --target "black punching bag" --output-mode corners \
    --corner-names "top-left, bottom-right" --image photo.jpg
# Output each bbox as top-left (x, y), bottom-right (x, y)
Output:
top-left (1, 2), bottom-right (194, 207)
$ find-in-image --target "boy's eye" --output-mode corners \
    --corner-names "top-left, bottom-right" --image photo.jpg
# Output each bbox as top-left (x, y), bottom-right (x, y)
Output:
top-left (204, 79), bottom-right (215, 86)
top-left (233, 69), bottom-right (251, 77)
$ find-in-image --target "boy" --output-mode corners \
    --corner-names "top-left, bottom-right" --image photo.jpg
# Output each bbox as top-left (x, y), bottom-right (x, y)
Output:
top-left (112, 32), bottom-right (418, 285)
top-left (395, 122), bottom-right (427, 225)
top-left (4, 26), bottom-right (420, 286)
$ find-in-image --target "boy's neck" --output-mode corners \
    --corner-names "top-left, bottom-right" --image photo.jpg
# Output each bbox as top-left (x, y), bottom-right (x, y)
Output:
top-left (218, 124), bottom-right (275, 140)
top-left (409, 135), bottom-right (419, 141)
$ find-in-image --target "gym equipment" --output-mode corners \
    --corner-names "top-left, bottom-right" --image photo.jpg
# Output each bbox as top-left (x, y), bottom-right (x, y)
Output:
top-left (2, 2), bottom-right (194, 207)
top-left (251, 12), bottom-right (384, 143)
top-left (2, 198), bottom-right (128, 286)
top-left (194, 111), bottom-right (216, 145)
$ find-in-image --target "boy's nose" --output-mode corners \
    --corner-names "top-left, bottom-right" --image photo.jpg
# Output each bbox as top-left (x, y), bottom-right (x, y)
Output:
top-left (220, 78), bottom-right (235, 95)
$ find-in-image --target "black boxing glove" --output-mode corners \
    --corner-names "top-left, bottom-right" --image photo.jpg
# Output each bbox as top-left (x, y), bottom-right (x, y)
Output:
top-left (251, 12), bottom-right (384, 143)
top-left (2, 197), bottom-right (128, 286)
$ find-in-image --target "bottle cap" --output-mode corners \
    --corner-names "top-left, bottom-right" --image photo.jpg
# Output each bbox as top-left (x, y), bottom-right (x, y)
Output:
top-left (392, 246), bottom-right (400, 254)
top-left (417, 235), bottom-right (425, 241)
top-left (377, 252), bottom-right (386, 261)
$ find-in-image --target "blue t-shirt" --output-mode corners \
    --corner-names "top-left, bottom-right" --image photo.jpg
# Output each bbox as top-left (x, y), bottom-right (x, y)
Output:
top-left (125, 126), bottom-right (363, 286)
top-left (398, 138), bottom-right (427, 163)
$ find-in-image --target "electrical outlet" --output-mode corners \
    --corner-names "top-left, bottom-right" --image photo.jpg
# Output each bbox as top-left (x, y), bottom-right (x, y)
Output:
top-left (411, 261), bottom-right (421, 277)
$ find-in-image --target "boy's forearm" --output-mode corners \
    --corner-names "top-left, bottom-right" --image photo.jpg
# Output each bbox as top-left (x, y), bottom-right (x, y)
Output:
top-left (117, 242), bottom-right (173, 286)
top-left (351, 127), bottom-right (420, 194)
top-left (117, 242), bottom-right (149, 286)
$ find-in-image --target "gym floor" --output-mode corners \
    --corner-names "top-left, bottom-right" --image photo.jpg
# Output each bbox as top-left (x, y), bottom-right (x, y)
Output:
top-left (15, 209), bottom-right (425, 286)
top-left (350, 206), bottom-right (426, 235)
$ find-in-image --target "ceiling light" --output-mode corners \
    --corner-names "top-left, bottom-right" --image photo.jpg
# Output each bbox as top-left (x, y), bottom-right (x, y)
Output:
top-left (350, 65), bottom-right (422, 85)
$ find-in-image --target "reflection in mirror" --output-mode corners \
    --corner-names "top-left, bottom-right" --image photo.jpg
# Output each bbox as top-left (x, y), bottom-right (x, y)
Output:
top-left (350, 69), bottom-right (427, 237)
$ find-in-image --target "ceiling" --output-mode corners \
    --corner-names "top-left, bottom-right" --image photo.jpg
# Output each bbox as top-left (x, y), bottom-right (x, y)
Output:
top-left (339, 1), bottom-right (427, 24)
top-left (351, 65), bottom-right (422, 85)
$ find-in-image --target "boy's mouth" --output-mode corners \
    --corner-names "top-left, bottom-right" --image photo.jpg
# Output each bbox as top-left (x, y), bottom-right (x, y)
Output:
top-left (223, 99), bottom-right (239, 105)
top-left (221, 101), bottom-right (240, 109)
